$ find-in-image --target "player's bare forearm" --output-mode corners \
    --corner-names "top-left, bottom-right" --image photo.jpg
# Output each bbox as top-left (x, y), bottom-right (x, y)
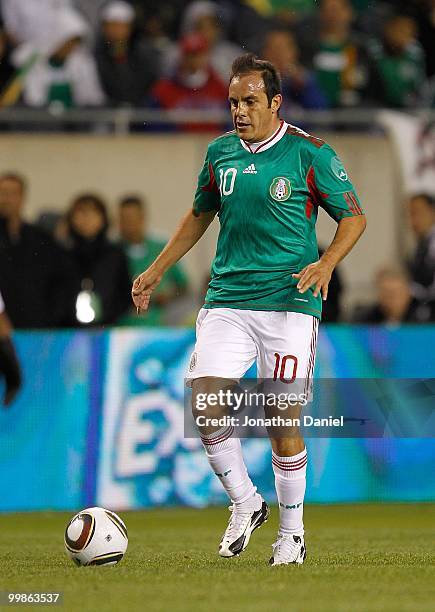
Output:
top-left (151, 209), bottom-right (215, 275)
top-left (320, 215), bottom-right (367, 269)
top-left (293, 215), bottom-right (366, 300)
top-left (132, 208), bottom-right (216, 312)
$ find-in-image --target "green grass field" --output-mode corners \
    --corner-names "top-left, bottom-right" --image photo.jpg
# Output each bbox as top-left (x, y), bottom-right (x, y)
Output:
top-left (1, 504), bottom-right (434, 612)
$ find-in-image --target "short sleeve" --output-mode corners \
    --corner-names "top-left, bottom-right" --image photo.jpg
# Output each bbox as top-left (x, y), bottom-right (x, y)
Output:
top-left (0, 291), bottom-right (4, 314)
top-left (309, 144), bottom-right (364, 222)
top-left (193, 148), bottom-right (221, 215)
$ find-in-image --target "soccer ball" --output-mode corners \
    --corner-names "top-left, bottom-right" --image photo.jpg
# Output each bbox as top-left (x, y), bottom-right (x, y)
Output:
top-left (64, 507), bottom-right (128, 566)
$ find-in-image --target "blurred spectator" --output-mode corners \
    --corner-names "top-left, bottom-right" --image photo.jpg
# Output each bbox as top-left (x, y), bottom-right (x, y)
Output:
top-left (350, 0), bottom-right (372, 11)
top-left (367, 14), bottom-right (425, 108)
top-left (95, 1), bottom-right (160, 106)
top-left (35, 210), bottom-right (69, 244)
top-left (220, 0), bottom-right (269, 54)
top-left (165, 1), bottom-right (243, 82)
top-left (353, 268), bottom-right (433, 323)
top-left (73, 0), bottom-right (110, 38)
top-left (118, 194), bottom-right (189, 326)
top-left (407, 0), bottom-right (435, 78)
top-left (421, 75), bottom-right (435, 108)
top-left (0, 173), bottom-right (76, 328)
top-left (36, 210), bottom-right (63, 237)
top-left (13, 8), bottom-right (104, 108)
top-left (140, 0), bottom-right (186, 55)
top-left (0, 290), bottom-right (22, 407)
top-left (0, 19), bottom-right (14, 97)
top-left (261, 28), bottom-right (328, 112)
top-left (299, 0), bottom-right (368, 107)
top-left (66, 193), bottom-right (131, 326)
top-left (2, 0), bottom-right (126, 46)
top-left (407, 193), bottom-right (435, 306)
top-left (245, 0), bottom-right (316, 24)
top-left (1, 0), bottom-right (71, 47)
top-left (151, 33), bottom-right (227, 130)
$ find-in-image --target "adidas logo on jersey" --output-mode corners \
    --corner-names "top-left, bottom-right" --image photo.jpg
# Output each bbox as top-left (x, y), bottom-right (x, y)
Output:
top-left (243, 164), bottom-right (257, 174)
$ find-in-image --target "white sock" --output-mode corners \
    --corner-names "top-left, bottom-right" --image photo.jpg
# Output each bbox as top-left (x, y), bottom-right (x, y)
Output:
top-left (272, 448), bottom-right (307, 536)
top-left (200, 426), bottom-right (258, 509)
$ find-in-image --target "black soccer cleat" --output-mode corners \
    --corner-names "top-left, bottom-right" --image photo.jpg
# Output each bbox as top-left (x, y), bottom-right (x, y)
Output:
top-left (219, 497), bottom-right (270, 558)
top-left (269, 533), bottom-right (306, 565)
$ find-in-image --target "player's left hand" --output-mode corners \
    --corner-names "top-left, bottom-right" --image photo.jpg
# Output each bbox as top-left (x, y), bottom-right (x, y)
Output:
top-left (131, 266), bottom-right (162, 313)
top-left (292, 260), bottom-right (334, 300)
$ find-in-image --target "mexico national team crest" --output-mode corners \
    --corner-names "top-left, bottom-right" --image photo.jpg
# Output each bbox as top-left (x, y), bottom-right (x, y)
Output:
top-left (270, 177), bottom-right (292, 202)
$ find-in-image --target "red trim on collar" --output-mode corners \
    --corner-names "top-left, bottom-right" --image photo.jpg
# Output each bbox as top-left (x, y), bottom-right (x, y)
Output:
top-left (243, 120), bottom-right (285, 154)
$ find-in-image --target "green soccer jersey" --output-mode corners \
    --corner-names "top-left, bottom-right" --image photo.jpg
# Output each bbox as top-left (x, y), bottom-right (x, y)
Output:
top-left (194, 120), bottom-right (364, 319)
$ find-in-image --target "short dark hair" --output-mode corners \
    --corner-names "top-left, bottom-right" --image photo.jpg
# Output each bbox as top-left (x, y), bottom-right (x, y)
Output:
top-left (119, 194), bottom-right (145, 210)
top-left (67, 192), bottom-right (109, 230)
top-left (409, 193), bottom-right (435, 209)
top-left (230, 53), bottom-right (282, 107)
top-left (0, 172), bottom-right (27, 193)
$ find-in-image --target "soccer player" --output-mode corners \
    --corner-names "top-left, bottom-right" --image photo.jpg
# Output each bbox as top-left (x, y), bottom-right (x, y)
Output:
top-left (132, 54), bottom-right (366, 565)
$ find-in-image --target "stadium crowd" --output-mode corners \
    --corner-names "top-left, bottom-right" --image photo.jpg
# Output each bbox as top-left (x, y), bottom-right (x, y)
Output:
top-left (0, 0), bottom-right (434, 329)
top-left (0, 0), bottom-right (434, 112)
top-left (0, 171), bottom-right (434, 328)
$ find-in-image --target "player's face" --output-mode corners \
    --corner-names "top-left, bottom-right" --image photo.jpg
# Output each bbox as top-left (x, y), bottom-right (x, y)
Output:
top-left (228, 72), bottom-right (281, 143)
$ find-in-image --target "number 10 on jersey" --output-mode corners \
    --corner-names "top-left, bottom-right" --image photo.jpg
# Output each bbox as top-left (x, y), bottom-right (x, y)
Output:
top-left (219, 168), bottom-right (237, 196)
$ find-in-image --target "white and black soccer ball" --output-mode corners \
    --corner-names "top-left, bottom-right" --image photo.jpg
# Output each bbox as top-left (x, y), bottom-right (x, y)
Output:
top-left (64, 507), bottom-right (128, 567)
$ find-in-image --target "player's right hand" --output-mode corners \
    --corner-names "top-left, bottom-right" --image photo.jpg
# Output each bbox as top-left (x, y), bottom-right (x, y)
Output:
top-left (131, 267), bottom-right (163, 313)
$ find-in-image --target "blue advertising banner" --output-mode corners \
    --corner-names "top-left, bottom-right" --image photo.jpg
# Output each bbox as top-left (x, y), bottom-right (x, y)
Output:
top-left (0, 326), bottom-right (434, 511)
top-left (96, 326), bottom-right (435, 510)
top-left (0, 332), bottom-right (93, 511)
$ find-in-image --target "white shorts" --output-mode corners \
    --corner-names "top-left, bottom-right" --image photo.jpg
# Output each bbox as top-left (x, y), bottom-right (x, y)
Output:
top-left (186, 308), bottom-right (319, 397)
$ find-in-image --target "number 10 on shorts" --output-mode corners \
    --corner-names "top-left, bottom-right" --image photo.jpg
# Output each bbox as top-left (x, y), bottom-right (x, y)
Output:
top-left (273, 353), bottom-right (298, 383)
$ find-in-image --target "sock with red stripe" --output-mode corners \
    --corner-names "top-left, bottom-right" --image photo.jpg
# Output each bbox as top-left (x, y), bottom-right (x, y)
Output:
top-left (272, 448), bottom-right (307, 535)
top-left (200, 426), bottom-right (258, 508)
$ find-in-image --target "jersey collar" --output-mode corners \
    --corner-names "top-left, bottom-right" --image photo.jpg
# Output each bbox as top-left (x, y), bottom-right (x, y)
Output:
top-left (240, 120), bottom-right (288, 154)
